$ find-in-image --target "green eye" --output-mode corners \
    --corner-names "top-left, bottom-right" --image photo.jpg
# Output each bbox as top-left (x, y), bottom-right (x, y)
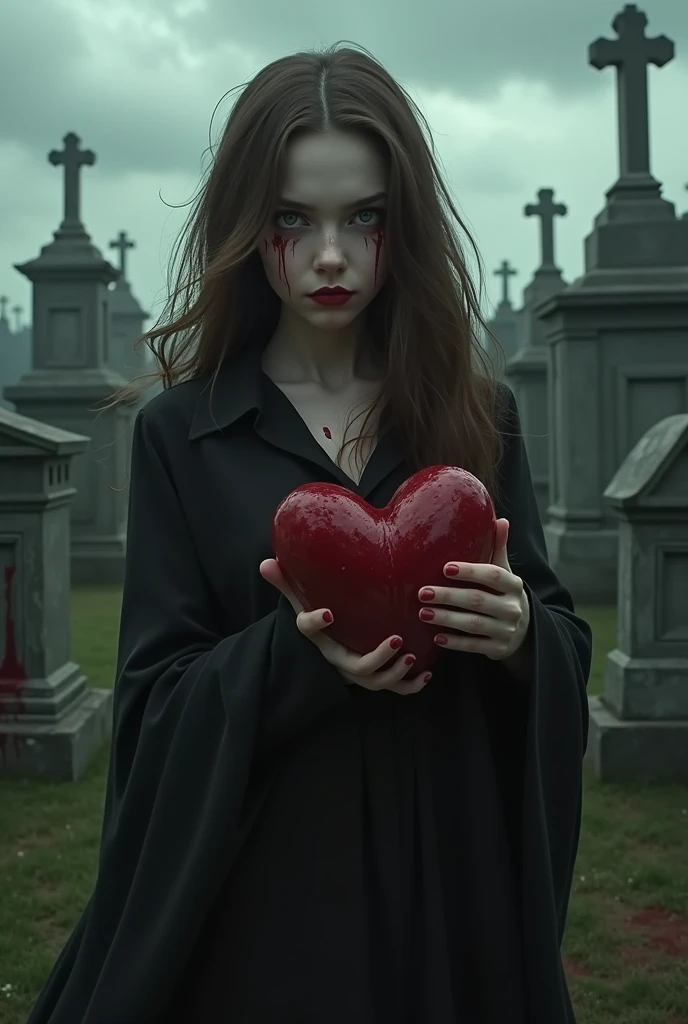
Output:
top-left (355, 208), bottom-right (385, 226)
top-left (275, 211), bottom-right (302, 228)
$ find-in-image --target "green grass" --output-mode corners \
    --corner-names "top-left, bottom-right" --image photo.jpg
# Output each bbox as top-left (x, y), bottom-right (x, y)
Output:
top-left (0, 595), bottom-right (686, 1023)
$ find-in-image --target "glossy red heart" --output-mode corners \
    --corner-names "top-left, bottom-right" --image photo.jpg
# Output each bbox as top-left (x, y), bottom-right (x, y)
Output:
top-left (272, 465), bottom-right (496, 673)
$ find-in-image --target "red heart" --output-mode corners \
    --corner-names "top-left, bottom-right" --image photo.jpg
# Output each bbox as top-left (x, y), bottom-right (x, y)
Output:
top-left (272, 466), bottom-right (496, 673)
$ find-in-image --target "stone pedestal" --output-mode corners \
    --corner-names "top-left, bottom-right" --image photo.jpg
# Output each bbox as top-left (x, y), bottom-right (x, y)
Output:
top-left (587, 414), bottom-right (688, 782)
top-left (538, 281), bottom-right (688, 601)
top-left (107, 229), bottom-right (150, 392)
top-left (0, 407), bottom-right (113, 781)
top-left (483, 259), bottom-right (521, 379)
top-left (506, 189), bottom-right (568, 517)
top-left (0, 306), bottom-right (31, 413)
top-left (108, 278), bottom-right (148, 383)
top-left (485, 300), bottom-right (522, 380)
top-left (4, 133), bottom-right (138, 583)
top-left (535, 8), bottom-right (688, 602)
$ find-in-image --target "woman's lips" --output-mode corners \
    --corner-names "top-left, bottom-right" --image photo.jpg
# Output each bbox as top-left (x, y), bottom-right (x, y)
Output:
top-left (308, 289), bottom-right (355, 305)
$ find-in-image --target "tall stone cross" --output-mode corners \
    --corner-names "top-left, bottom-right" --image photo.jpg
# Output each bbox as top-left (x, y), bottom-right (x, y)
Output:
top-left (525, 189), bottom-right (567, 270)
top-left (494, 259), bottom-right (518, 306)
top-left (589, 4), bottom-right (674, 180)
top-left (11, 306), bottom-right (22, 332)
top-left (48, 132), bottom-right (96, 231)
top-left (109, 230), bottom-right (136, 281)
top-left (0, 296), bottom-right (7, 321)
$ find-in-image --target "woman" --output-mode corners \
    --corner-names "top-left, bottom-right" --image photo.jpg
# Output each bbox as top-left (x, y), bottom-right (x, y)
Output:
top-left (28, 44), bottom-right (591, 1024)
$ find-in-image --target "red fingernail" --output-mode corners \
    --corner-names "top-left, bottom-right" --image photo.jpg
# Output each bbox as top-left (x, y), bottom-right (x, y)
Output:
top-left (419, 588), bottom-right (435, 601)
top-left (419, 608), bottom-right (435, 621)
top-left (434, 635), bottom-right (448, 646)
top-left (423, 673), bottom-right (433, 683)
top-left (322, 610), bottom-right (333, 624)
top-left (445, 564), bottom-right (460, 577)
top-left (404, 654), bottom-right (416, 666)
top-left (390, 636), bottom-right (403, 649)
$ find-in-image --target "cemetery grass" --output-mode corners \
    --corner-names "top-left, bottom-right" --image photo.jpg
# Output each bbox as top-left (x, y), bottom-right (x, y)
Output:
top-left (0, 598), bottom-right (686, 1023)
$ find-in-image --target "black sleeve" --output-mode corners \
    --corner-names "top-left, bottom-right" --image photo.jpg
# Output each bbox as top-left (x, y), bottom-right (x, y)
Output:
top-left (480, 386), bottom-right (592, 1013)
top-left (27, 408), bottom-right (351, 1024)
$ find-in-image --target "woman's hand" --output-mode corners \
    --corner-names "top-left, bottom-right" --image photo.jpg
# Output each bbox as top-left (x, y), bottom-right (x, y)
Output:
top-left (260, 559), bottom-right (432, 695)
top-left (417, 519), bottom-right (532, 672)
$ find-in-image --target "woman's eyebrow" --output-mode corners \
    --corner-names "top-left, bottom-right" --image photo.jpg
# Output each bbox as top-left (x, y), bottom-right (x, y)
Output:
top-left (275, 191), bottom-right (388, 211)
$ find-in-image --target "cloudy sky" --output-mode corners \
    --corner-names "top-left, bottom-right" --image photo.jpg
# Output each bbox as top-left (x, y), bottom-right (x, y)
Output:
top-left (1, 0), bottom-right (686, 331)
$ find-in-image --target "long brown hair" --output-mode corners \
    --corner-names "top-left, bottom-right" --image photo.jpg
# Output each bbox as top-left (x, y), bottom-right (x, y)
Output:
top-left (111, 43), bottom-right (503, 492)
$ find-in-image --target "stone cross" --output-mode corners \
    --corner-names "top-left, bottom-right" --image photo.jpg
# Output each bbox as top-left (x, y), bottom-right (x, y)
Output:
top-left (589, 4), bottom-right (674, 179)
top-left (109, 230), bottom-right (135, 280)
top-left (11, 306), bottom-right (22, 332)
top-left (494, 259), bottom-right (518, 306)
top-left (0, 297), bottom-right (7, 321)
top-left (524, 189), bottom-right (567, 270)
top-left (48, 132), bottom-right (96, 230)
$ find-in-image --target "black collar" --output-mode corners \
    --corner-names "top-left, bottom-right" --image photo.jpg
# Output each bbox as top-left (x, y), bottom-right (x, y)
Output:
top-left (187, 333), bottom-right (405, 497)
top-left (188, 335), bottom-right (265, 441)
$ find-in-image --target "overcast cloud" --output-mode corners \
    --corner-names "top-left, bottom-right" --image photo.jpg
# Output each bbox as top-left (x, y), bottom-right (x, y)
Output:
top-left (1, 0), bottom-right (686, 328)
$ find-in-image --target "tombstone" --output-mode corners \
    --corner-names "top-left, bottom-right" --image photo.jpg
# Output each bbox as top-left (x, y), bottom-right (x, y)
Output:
top-left (536, 5), bottom-right (688, 602)
top-left (108, 229), bottom-right (150, 387)
top-left (587, 414), bottom-right (688, 782)
top-left (505, 189), bottom-right (568, 518)
top-left (0, 407), bottom-right (113, 781)
top-left (0, 298), bottom-right (13, 406)
top-left (4, 133), bottom-right (138, 584)
top-left (0, 298), bottom-right (31, 412)
top-left (483, 259), bottom-right (522, 378)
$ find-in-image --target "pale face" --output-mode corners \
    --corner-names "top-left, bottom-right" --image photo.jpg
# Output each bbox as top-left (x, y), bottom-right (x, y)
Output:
top-left (257, 130), bottom-right (389, 330)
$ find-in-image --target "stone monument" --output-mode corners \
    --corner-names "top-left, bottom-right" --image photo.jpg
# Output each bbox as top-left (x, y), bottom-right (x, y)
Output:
top-left (4, 133), bottom-right (138, 584)
top-left (108, 229), bottom-right (150, 387)
top-left (536, 4), bottom-right (688, 601)
top-left (0, 297), bottom-right (32, 412)
top-left (0, 298), bottom-right (13, 407)
top-left (483, 259), bottom-right (521, 378)
top-left (0, 407), bottom-right (113, 781)
top-left (505, 189), bottom-right (568, 517)
top-left (587, 414), bottom-right (688, 782)
top-left (11, 305), bottom-right (24, 333)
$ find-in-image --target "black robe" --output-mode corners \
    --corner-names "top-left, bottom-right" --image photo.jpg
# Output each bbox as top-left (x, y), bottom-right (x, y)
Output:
top-left (27, 334), bottom-right (592, 1024)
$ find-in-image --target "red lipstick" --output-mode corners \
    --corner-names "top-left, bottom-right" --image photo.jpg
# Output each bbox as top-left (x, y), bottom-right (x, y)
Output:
top-left (308, 286), bottom-right (355, 306)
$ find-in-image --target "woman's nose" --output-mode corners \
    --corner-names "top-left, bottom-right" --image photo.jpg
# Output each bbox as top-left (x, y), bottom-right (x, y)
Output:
top-left (314, 233), bottom-right (347, 270)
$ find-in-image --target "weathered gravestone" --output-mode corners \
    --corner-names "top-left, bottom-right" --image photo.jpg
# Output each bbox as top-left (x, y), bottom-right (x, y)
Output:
top-left (108, 229), bottom-right (149, 388)
top-left (0, 407), bottom-right (113, 781)
top-left (536, 5), bottom-right (688, 601)
top-left (587, 414), bottom-right (688, 782)
top-left (4, 133), bottom-right (138, 584)
top-left (0, 298), bottom-right (12, 407)
top-left (0, 297), bottom-right (31, 413)
top-left (483, 259), bottom-right (522, 379)
top-left (505, 189), bottom-right (568, 517)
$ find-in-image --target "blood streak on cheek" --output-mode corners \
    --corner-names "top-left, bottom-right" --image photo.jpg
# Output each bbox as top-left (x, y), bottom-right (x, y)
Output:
top-left (0, 563), bottom-right (28, 764)
top-left (364, 228), bottom-right (385, 290)
top-left (269, 234), bottom-right (299, 297)
top-left (372, 227), bottom-right (384, 290)
top-left (322, 426), bottom-right (332, 439)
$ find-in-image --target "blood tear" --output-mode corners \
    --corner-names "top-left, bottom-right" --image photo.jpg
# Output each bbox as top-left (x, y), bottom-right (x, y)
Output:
top-left (270, 234), bottom-right (299, 296)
